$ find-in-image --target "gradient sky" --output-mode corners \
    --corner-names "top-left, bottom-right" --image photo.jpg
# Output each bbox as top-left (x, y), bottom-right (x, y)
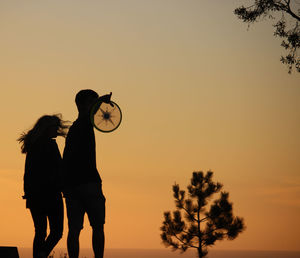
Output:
top-left (0, 0), bottom-right (299, 252)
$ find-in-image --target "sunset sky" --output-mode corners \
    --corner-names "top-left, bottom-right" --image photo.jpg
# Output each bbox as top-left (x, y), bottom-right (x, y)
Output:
top-left (0, 0), bottom-right (299, 253)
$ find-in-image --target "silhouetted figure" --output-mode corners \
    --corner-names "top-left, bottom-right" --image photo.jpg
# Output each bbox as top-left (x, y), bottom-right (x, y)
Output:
top-left (62, 89), bottom-right (111, 258)
top-left (18, 114), bottom-right (69, 258)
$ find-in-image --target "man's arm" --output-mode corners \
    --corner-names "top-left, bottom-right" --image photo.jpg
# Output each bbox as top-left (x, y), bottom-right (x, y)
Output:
top-left (91, 92), bottom-right (113, 115)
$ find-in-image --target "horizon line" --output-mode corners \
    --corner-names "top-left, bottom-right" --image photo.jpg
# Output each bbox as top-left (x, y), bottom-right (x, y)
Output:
top-left (16, 247), bottom-right (300, 252)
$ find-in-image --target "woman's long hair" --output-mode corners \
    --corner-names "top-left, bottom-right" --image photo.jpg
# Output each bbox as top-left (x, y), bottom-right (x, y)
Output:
top-left (18, 114), bottom-right (69, 154)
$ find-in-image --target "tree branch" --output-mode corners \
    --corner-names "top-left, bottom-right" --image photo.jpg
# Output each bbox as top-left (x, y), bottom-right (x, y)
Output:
top-left (286, 5), bottom-right (300, 21)
top-left (200, 216), bottom-right (209, 223)
top-left (181, 206), bottom-right (198, 223)
top-left (272, 2), bottom-right (287, 12)
top-left (171, 231), bottom-right (198, 249)
top-left (204, 228), bottom-right (217, 236)
top-left (181, 229), bottom-right (198, 237)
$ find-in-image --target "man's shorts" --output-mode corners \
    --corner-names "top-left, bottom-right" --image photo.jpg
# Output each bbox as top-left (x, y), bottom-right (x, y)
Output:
top-left (64, 182), bottom-right (106, 230)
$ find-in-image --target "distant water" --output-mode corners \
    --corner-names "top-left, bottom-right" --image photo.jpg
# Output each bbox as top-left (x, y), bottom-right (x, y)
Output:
top-left (18, 248), bottom-right (300, 258)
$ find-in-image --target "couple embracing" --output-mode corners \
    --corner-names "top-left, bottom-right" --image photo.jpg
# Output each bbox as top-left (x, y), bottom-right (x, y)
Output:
top-left (18, 89), bottom-right (111, 258)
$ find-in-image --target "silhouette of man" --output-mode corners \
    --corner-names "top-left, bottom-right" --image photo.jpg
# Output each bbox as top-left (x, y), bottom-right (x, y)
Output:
top-left (62, 89), bottom-right (111, 258)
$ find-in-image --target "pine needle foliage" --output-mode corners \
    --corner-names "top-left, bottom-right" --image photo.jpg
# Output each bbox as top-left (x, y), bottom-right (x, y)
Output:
top-left (160, 171), bottom-right (245, 258)
top-left (234, 0), bottom-right (300, 73)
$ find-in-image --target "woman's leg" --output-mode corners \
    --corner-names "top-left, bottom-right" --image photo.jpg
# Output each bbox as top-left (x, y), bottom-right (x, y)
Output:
top-left (30, 207), bottom-right (47, 258)
top-left (43, 195), bottom-right (64, 257)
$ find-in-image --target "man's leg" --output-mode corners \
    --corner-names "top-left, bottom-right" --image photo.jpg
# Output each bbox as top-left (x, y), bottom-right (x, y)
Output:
top-left (65, 197), bottom-right (85, 258)
top-left (92, 225), bottom-right (105, 258)
top-left (82, 182), bottom-right (106, 258)
top-left (67, 228), bottom-right (81, 258)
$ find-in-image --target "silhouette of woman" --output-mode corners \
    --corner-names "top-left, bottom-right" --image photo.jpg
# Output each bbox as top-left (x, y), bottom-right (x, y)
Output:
top-left (18, 114), bottom-right (69, 258)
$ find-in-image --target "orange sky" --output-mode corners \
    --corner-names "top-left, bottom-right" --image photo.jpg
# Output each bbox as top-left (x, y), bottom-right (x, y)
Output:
top-left (0, 0), bottom-right (299, 252)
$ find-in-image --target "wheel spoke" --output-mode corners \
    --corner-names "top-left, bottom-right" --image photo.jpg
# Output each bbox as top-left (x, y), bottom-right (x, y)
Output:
top-left (97, 119), bottom-right (105, 126)
top-left (108, 118), bottom-right (115, 126)
top-left (99, 107), bottom-right (106, 115)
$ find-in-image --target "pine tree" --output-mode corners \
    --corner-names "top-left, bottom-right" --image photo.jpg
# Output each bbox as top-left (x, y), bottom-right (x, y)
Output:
top-left (160, 171), bottom-right (245, 258)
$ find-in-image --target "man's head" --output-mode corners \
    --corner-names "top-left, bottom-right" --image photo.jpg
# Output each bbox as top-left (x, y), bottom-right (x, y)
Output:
top-left (75, 89), bottom-right (99, 114)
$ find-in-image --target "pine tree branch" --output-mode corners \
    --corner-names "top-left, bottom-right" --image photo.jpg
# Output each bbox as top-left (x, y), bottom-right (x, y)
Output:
top-left (203, 227), bottom-right (225, 238)
top-left (181, 206), bottom-right (197, 223)
top-left (272, 2), bottom-right (286, 10)
top-left (200, 216), bottom-right (209, 223)
top-left (204, 223), bottom-right (225, 237)
top-left (286, 3), bottom-right (300, 21)
top-left (245, 4), bottom-right (256, 10)
top-left (186, 232), bottom-right (200, 239)
top-left (201, 240), bottom-right (208, 248)
top-left (181, 229), bottom-right (197, 237)
top-left (269, 1), bottom-right (300, 21)
top-left (204, 228), bottom-right (217, 236)
top-left (171, 231), bottom-right (198, 249)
